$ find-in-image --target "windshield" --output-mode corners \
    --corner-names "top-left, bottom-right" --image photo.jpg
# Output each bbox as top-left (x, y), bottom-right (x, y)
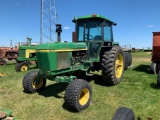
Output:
top-left (76, 20), bottom-right (113, 42)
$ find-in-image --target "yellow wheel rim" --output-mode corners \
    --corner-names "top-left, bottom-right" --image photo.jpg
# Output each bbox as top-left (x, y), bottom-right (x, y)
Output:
top-left (115, 54), bottom-right (124, 78)
top-left (79, 88), bottom-right (90, 106)
top-left (32, 77), bottom-right (43, 89)
top-left (21, 65), bottom-right (28, 71)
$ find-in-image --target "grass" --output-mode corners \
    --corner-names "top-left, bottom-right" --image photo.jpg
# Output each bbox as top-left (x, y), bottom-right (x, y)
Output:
top-left (0, 51), bottom-right (160, 120)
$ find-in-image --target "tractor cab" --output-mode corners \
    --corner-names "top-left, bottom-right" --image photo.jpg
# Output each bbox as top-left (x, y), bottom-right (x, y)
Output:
top-left (72, 14), bottom-right (116, 61)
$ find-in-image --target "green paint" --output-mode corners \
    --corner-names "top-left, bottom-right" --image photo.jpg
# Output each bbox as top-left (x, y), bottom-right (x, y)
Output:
top-left (36, 42), bottom-right (86, 50)
top-left (18, 49), bottom-right (26, 58)
top-left (39, 63), bottom-right (85, 81)
top-left (37, 52), bottom-right (57, 71)
top-left (55, 76), bottom-right (76, 82)
top-left (36, 42), bottom-right (87, 75)
top-left (17, 57), bottom-right (37, 61)
top-left (17, 46), bottom-right (37, 61)
top-left (19, 45), bottom-right (36, 50)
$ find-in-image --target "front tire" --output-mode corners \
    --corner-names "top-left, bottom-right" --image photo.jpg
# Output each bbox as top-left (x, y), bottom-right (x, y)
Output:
top-left (64, 79), bottom-right (92, 112)
top-left (101, 45), bottom-right (124, 85)
top-left (22, 71), bottom-right (46, 93)
top-left (0, 59), bottom-right (6, 66)
top-left (15, 62), bottom-right (29, 72)
top-left (112, 107), bottom-right (135, 120)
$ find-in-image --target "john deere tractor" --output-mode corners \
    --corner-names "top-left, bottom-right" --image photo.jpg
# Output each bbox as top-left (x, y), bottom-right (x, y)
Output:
top-left (22, 14), bottom-right (130, 111)
top-left (15, 38), bottom-right (38, 72)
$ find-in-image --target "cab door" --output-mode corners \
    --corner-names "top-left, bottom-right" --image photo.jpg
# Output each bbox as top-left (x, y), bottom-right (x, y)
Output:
top-left (86, 35), bottom-right (103, 61)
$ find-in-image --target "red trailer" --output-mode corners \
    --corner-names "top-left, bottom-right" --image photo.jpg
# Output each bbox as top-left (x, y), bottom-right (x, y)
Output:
top-left (150, 32), bottom-right (160, 74)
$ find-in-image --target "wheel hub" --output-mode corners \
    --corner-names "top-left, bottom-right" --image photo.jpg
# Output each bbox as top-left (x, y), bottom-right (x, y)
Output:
top-left (21, 65), bottom-right (28, 71)
top-left (79, 88), bottom-right (90, 106)
top-left (32, 77), bottom-right (43, 89)
top-left (115, 54), bottom-right (123, 78)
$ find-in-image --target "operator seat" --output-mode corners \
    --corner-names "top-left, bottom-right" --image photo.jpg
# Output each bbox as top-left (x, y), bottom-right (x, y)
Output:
top-left (94, 35), bottom-right (102, 40)
top-left (89, 35), bottom-right (102, 57)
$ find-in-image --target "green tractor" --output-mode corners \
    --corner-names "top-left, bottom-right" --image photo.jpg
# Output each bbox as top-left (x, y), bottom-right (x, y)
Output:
top-left (15, 38), bottom-right (38, 72)
top-left (22, 14), bottom-right (131, 111)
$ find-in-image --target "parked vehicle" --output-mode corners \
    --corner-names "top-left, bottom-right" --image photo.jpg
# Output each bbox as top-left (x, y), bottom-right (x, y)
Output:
top-left (22, 14), bottom-right (132, 111)
top-left (15, 37), bottom-right (38, 72)
top-left (0, 48), bottom-right (18, 66)
top-left (150, 32), bottom-right (160, 74)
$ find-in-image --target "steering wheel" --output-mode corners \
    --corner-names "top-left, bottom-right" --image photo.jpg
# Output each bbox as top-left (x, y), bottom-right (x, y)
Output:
top-left (85, 34), bottom-right (93, 40)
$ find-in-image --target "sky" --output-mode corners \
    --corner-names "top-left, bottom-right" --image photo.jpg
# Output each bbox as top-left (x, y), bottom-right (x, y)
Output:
top-left (0, 0), bottom-right (160, 49)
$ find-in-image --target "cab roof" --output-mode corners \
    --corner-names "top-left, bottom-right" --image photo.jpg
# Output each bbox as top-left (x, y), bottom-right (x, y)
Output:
top-left (72, 14), bottom-right (114, 23)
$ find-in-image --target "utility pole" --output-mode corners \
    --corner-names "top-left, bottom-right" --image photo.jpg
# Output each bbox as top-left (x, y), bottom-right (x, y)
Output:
top-left (40, 0), bottom-right (57, 43)
top-left (10, 40), bottom-right (13, 48)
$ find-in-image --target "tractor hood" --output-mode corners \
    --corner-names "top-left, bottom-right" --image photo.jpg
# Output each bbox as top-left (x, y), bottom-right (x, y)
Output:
top-left (36, 42), bottom-right (87, 72)
top-left (36, 42), bottom-right (87, 51)
top-left (19, 46), bottom-right (37, 50)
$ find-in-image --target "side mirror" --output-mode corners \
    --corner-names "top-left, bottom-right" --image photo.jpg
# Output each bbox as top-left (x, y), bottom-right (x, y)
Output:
top-left (113, 23), bottom-right (117, 26)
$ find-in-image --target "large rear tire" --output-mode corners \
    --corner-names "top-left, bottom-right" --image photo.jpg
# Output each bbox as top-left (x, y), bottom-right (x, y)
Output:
top-left (124, 52), bottom-right (129, 70)
top-left (64, 79), bottom-right (92, 112)
top-left (102, 45), bottom-right (124, 85)
top-left (127, 52), bottom-right (132, 66)
top-left (124, 52), bottom-right (132, 70)
top-left (112, 107), bottom-right (135, 120)
top-left (22, 71), bottom-right (46, 93)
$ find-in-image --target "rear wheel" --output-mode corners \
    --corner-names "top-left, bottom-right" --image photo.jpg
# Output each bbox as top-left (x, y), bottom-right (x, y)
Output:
top-left (157, 70), bottom-right (160, 88)
top-left (124, 52), bottom-right (132, 70)
top-left (127, 52), bottom-right (132, 66)
top-left (101, 45), bottom-right (124, 85)
top-left (22, 71), bottom-right (46, 93)
top-left (15, 62), bottom-right (29, 72)
top-left (150, 62), bottom-right (158, 74)
top-left (64, 79), bottom-right (92, 112)
top-left (124, 52), bottom-right (129, 70)
top-left (112, 107), bottom-right (135, 120)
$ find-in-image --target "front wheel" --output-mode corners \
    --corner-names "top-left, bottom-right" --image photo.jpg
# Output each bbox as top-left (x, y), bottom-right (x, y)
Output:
top-left (0, 59), bottom-right (6, 66)
top-left (15, 62), bottom-right (29, 72)
top-left (64, 79), bottom-right (92, 112)
top-left (101, 45), bottom-right (124, 85)
top-left (22, 71), bottom-right (46, 93)
top-left (112, 107), bottom-right (135, 120)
